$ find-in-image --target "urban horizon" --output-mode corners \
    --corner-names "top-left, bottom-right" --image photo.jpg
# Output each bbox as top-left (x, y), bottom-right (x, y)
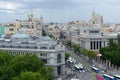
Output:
top-left (0, 0), bottom-right (120, 23)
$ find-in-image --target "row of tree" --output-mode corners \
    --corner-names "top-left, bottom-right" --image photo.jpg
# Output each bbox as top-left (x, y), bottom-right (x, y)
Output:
top-left (66, 34), bottom-right (120, 68)
top-left (100, 35), bottom-right (120, 68)
top-left (66, 40), bottom-right (80, 53)
top-left (66, 40), bottom-right (97, 62)
top-left (0, 51), bottom-right (54, 80)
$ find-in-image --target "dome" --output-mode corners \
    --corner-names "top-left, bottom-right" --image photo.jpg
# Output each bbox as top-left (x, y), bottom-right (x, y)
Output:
top-left (11, 31), bottom-right (30, 39)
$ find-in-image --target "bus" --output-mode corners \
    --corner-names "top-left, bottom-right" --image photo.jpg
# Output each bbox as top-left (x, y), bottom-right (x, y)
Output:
top-left (91, 67), bottom-right (99, 73)
top-left (74, 64), bottom-right (80, 70)
top-left (103, 74), bottom-right (116, 80)
top-left (74, 63), bottom-right (85, 72)
top-left (114, 75), bottom-right (120, 80)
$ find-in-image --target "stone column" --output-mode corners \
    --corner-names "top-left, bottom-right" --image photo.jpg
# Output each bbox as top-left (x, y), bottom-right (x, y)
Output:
top-left (102, 41), bottom-right (104, 47)
top-left (95, 41), bottom-right (97, 50)
top-left (98, 41), bottom-right (100, 49)
top-left (92, 41), bottom-right (94, 50)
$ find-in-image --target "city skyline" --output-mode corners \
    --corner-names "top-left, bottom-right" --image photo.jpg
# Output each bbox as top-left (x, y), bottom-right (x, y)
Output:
top-left (0, 0), bottom-right (120, 23)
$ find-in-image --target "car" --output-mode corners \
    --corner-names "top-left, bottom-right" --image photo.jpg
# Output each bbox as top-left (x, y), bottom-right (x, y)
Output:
top-left (79, 70), bottom-right (82, 73)
top-left (101, 70), bottom-right (105, 73)
top-left (79, 69), bottom-right (85, 73)
top-left (82, 70), bottom-right (85, 72)
top-left (56, 77), bottom-right (62, 80)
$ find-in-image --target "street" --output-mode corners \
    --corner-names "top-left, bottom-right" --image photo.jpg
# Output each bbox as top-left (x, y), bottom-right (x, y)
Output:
top-left (58, 46), bottom-right (96, 80)
top-left (63, 45), bottom-right (120, 80)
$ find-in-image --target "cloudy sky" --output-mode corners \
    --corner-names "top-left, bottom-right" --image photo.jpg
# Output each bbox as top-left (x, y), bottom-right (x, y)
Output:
top-left (0, 0), bottom-right (120, 23)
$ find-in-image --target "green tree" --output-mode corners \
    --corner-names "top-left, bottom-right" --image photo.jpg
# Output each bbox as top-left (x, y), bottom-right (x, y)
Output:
top-left (19, 71), bottom-right (44, 80)
top-left (23, 54), bottom-right (44, 72)
top-left (65, 52), bottom-right (70, 61)
top-left (99, 43), bottom-right (120, 68)
top-left (0, 50), bottom-right (12, 66)
top-left (72, 44), bottom-right (81, 53)
top-left (48, 34), bottom-right (54, 38)
top-left (10, 55), bottom-right (28, 76)
top-left (87, 50), bottom-right (96, 61)
top-left (45, 67), bottom-right (54, 80)
top-left (11, 77), bottom-right (20, 80)
top-left (0, 51), bottom-right (13, 80)
top-left (117, 33), bottom-right (120, 45)
top-left (82, 49), bottom-right (96, 62)
top-left (0, 51), bottom-right (54, 80)
top-left (66, 40), bottom-right (72, 47)
top-left (82, 49), bottom-right (88, 56)
top-left (109, 38), bottom-right (116, 47)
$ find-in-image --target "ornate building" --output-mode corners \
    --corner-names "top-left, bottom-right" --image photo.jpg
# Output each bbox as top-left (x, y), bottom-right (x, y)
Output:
top-left (0, 29), bottom-right (65, 77)
top-left (91, 11), bottom-right (103, 26)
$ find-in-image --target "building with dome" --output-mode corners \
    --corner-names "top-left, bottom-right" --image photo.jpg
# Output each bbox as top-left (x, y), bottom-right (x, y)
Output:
top-left (11, 29), bottom-right (31, 43)
top-left (0, 31), bottom-right (65, 77)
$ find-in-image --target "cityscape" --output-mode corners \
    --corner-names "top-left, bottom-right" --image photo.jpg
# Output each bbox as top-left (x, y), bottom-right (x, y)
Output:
top-left (0, 0), bottom-right (120, 80)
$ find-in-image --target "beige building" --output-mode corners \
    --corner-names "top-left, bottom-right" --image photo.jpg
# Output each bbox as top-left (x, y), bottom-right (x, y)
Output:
top-left (4, 23), bottom-right (19, 35)
top-left (4, 13), bottom-right (43, 35)
top-left (45, 24), bottom-right (61, 40)
top-left (90, 11), bottom-right (103, 26)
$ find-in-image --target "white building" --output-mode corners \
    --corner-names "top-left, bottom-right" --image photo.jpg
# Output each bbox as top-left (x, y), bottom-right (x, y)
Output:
top-left (70, 26), bottom-right (117, 51)
top-left (0, 30), bottom-right (65, 77)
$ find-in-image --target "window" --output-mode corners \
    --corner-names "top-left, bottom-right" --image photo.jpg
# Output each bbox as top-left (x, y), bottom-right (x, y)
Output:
top-left (31, 25), bottom-right (34, 28)
top-left (84, 31), bottom-right (86, 33)
top-left (89, 31), bottom-right (99, 33)
top-left (40, 47), bottom-right (47, 49)
top-left (18, 46), bottom-right (21, 48)
top-left (90, 41), bottom-right (92, 49)
top-left (57, 54), bottom-right (61, 63)
top-left (57, 66), bottom-right (61, 75)
top-left (10, 45), bottom-right (13, 48)
top-left (34, 46), bottom-right (38, 49)
top-left (26, 46), bottom-right (29, 48)
top-left (9, 28), bottom-right (14, 31)
top-left (40, 53), bottom-right (47, 56)
top-left (2, 45), bottom-right (5, 48)
top-left (41, 59), bottom-right (47, 63)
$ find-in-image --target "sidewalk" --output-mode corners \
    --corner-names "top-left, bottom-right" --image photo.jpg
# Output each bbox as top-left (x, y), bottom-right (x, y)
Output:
top-left (94, 61), bottom-right (120, 75)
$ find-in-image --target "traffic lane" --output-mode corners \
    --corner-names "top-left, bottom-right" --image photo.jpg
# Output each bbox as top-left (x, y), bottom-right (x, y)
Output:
top-left (65, 47), bottom-right (93, 68)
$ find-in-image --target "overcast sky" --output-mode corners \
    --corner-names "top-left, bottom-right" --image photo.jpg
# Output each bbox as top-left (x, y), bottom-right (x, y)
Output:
top-left (0, 0), bottom-right (120, 23)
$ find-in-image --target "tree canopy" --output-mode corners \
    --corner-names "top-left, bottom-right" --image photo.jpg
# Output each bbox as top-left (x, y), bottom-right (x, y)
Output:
top-left (99, 35), bottom-right (120, 68)
top-left (65, 52), bottom-right (71, 61)
top-left (82, 49), bottom-right (97, 62)
top-left (0, 51), bottom-right (54, 80)
top-left (66, 40), bottom-right (72, 47)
